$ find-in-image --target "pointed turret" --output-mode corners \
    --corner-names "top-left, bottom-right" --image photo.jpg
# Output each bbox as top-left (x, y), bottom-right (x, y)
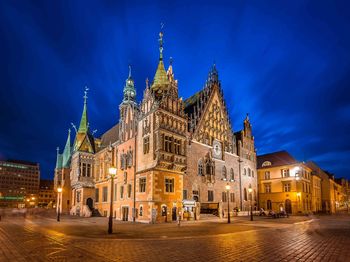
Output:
top-left (78, 86), bottom-right (89, 133)
top-left (73, 87), bottom-right (96, 153)
top-left (151, 29), bottom-right (170, 93)
top-left (55, 147), bottom-right (63, 169)
top-left (62, 129), bottom-right (72, 167)
top-left (122, 65), bottom-right (137, 103)
top-left (244, 113), bottom-right (252, 138)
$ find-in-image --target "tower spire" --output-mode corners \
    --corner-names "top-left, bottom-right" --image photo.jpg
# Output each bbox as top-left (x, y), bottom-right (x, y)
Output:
top-left (122, 65), bottom-right (136, 103)
top-left (62, 129), bottom-right (72, 167)
top-left (152, 24), bottom-right (169, 92)
top-left (159, 22), bottom-right (164, 60)
top-left (78, 86), bottom-right (89, 133)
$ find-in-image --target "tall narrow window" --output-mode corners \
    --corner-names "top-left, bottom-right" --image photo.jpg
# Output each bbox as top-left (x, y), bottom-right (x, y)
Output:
top-left (87, 164), bottom-right (91, 177)
top-left (102, 187), bottom-right (108, 202)
top-left (198, 160), bottom-right (203, 176)
top-left (143, 136), bottom-right (150, 154)
top-left (165, 178), bottom-right (174, 193)
top-left (248, 168), bottom-right (251, 177)
top-left (120, 186), bottom-right (124, 199)
top-left (222, 192), bottom-right (227, 202)
top-left (208, 190), bottom-right (214, 202)
top-left (230, 192), bottom-right (235, 202)
top-left (244, 188), bottom-right (247, 201)
top-left (114, 183), bottom-right (117, 201)
top-left (222, 166), bottom-right (227, 180)
top-left (230, 168), bottom-right (234, 181)
top-left (267, 200), bottom-right (272, 210)
top-left (95, 188), bottom-right (99, 203)
top-left (127, 184), bottom-right (132, 198)
top-left (183, 189), bottom-right (188, 200)
top-left (139, 177), bottom-right (146, 193)
top-left (82, 163), bottom-right (87, 177)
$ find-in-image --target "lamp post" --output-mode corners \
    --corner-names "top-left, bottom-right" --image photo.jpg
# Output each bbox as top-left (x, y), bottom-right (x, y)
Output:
top-left (225, 183), bottom-right (231, 224)
top-left (57, 187), bottom-right (62, 222)
top-left (248, 187), bottom-right (253, 221)
top-left (108, 166), bottom-right (117, 234)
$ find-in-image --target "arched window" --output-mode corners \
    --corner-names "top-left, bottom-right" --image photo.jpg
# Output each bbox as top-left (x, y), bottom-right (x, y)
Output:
top-left (244, 188), bottom-right (247, 201)
top-left (222, 166), bottom-right (227, 180)
top-left (230, 168), bottom-right (234, 181)
top-left (244, 168), bottom-right (247, 176)
top-left (248, 168), bottom-right (251, 177)
top-left (198, 159), bottom-right (203, 176)
top-left (252, 170), bottom-right (254, 178)
top-left (267, 200), bottom-right (272, 210)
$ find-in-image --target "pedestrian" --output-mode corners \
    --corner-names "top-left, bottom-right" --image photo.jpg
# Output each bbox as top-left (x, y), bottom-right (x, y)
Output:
top-left (177, 211), bottom-right (181, 226)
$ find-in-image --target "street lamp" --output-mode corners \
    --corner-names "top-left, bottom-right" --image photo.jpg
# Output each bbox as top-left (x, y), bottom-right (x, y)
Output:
top-left (225, 183), bottom-right (231, 224)
top-left (108, 166), bottom-right (117, 234)
top-left (248, 187), bottom-right (253, 221)
top-left (57, 187), bottom-right (62, 222)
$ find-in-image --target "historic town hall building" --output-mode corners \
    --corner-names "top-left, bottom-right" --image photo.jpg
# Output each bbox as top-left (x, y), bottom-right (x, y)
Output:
top-left (54, 31), bottom-right (257, 222)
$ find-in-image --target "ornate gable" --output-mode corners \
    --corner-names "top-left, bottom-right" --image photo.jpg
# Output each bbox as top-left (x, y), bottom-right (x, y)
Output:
top-left (185, 66), bottom-right (234, 153)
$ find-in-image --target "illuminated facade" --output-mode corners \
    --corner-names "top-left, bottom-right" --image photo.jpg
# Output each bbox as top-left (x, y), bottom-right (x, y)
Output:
top-left (257, 151), bottom-right (314, 215)
top-left (54, 30), bottom-right (257, 222)
top-left (0, 160), bottom-right (40, 208)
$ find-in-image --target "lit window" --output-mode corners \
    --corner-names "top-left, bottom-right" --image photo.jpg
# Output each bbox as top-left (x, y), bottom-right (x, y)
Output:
top-left (165, 178), bottom-right (174, 193)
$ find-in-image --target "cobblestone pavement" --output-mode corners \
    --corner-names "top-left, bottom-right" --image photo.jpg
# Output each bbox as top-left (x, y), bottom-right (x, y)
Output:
top-left (0, 215), bottom-right (349, 262)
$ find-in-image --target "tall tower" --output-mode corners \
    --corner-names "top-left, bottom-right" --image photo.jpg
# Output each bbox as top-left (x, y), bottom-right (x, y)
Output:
top-left (54, 129), bottom-right (72, 214)
top-left (70, 87), bottom-right (97, 216)
top-left (136, 28), bottom-right (187, 222)
top-left (119, 66), bottom-right (138, 142)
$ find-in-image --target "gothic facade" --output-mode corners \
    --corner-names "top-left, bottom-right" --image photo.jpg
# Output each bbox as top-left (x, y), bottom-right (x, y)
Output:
top-left (54, 31), bottom-right (257, 222)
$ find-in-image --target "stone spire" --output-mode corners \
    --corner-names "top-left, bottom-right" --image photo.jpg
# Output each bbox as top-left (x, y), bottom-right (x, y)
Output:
top-left (78, 86), bottom-right (89, 133)
top-left (122, 65), bottom-right (136, 103)
top-left (55, 147), bottom-right (62, 169)
top-left (62, 129), bottom-right (72, 167)
top-left (151, 27), bottom-right (170, 93)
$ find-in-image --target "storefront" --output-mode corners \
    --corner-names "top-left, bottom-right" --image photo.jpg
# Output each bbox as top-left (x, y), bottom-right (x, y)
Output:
top-left (182, 200), bottom-right (197, 220)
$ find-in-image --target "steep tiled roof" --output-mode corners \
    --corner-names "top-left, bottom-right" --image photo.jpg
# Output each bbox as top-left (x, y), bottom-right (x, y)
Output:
top-left (257, 150), bottom-right (297, 169)
top-left (100, 124), bottom-right (119, 147)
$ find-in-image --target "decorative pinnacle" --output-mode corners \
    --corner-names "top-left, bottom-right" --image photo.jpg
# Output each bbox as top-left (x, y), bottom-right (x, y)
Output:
top-left (128, 65), bottom-right (132, 78)
top-left (159, 22), bottom-right (164, 60)
top-left (83, 86), bottom-right (89, 104)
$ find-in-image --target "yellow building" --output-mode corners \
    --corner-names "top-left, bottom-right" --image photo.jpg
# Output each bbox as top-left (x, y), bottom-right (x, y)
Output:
top-left (258, 151), bottom-right (313, 215)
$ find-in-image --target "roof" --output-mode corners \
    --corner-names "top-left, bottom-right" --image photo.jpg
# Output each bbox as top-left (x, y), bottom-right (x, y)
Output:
top-left (100, 124), bottom-right (119, 147)
top-left (5, 159), bottom-right (39, 166)
top-left (184, 90), bottom-right (203, 116)
top-left (257, 150), bottom-right (298, 169)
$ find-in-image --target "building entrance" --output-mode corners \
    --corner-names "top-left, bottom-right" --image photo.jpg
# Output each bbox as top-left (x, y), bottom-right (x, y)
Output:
top-left (122, 207), bottom-right (129, 221)
top-left (285, 199), bottom-right (292, 214)
top-left (86, 198), bottom-right (93, 210)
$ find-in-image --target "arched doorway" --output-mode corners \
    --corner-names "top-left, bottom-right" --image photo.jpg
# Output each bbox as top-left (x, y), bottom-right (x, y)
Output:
top-left (285, 199), bottom-right (292, 214)
top-left (86, 198), bottom-right (93, 210)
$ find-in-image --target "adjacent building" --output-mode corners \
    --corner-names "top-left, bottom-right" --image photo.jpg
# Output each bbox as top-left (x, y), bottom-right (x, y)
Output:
top-left (257, 151), bottom-right (314, 215)
top-left (54, 30), bottom-right (258, 222)
top-left (0, 160), bottom-right (40, 208)
top-left (38, 179), bottom-right (56, 208)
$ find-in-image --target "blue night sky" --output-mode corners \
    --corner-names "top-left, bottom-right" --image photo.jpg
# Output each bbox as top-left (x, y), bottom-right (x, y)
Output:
top-left (0, 1), bottom-right (349, 179)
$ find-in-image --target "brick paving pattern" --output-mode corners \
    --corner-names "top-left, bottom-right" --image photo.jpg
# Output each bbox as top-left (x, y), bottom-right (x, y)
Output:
top-left (0, 215), bottom-right (349, 262)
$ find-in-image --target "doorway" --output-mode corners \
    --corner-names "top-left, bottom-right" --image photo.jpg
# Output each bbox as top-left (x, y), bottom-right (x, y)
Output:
top-left (172, 207), bottom-right (177, 221)
top-left (86, 198), bottom-right (93, 210)
top-left (285, 199), bottom-right (292, 214)
top-left (122, 207), bottom-right (129, 221)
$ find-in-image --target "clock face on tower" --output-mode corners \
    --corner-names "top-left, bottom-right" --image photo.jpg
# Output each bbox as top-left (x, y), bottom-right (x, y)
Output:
top-left (212, 140), bottom-right (222, 159)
